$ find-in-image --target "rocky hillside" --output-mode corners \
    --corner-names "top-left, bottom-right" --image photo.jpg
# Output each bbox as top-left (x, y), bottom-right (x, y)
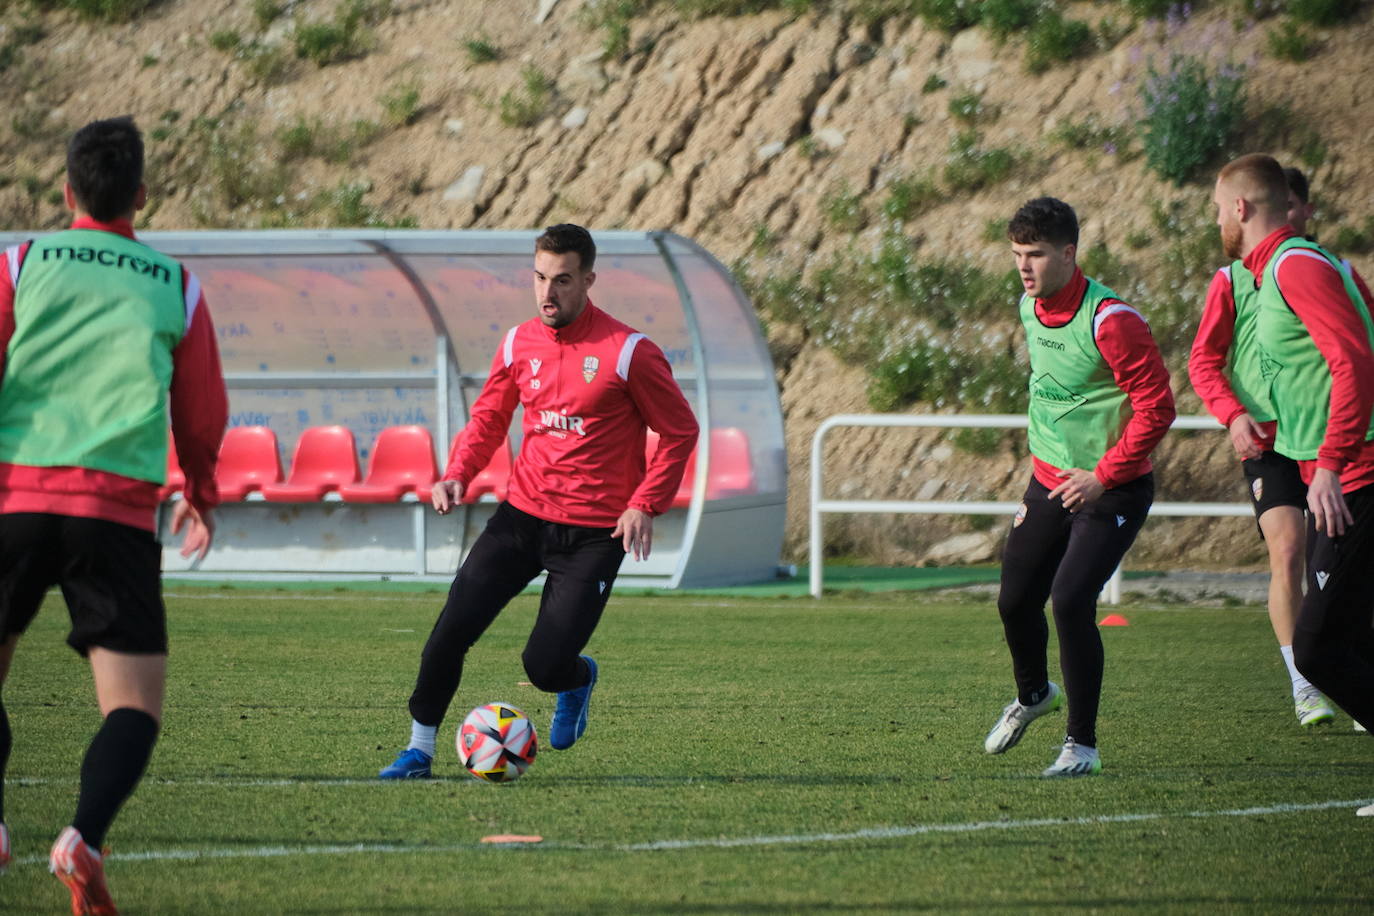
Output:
top-left (4, 0), bottom-right (1372, 568)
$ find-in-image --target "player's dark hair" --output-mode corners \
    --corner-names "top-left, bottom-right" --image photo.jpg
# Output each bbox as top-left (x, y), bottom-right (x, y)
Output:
top-left (66, 116), bottom-right (144, 223)
top-left (1283, 166), bottom-right (1310, 204)
top-left (1007, 197), bottom-right (1078, 248)
top-left (535, 223), bottom-right (596, 272)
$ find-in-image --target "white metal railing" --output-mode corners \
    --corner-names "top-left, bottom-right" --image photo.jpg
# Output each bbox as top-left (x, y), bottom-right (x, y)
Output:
top-left (809, 414), bottom-right (1251, 599)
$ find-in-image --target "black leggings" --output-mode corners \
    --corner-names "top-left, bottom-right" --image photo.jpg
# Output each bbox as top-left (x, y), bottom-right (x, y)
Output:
top-left (408, 503), bottom-right (626, 727)
top-left (997, 473), bottom-right (1153, 748)
top-left (1293, 484), bottom-right (1374, 730)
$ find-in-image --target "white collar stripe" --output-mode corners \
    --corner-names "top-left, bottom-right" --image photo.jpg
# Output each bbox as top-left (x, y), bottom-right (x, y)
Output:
top-left (1273, 248), bottom-right (1338, 302)
top-left (502, 327), bottom-right (518, 367)
top-left (616, 333), bottom-right (645, 380)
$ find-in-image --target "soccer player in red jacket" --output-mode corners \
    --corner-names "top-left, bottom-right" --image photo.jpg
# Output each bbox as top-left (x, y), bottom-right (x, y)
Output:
top-left (1211, 154), bottom-right (1374, 817)
top-left (1189, 164), bottom-right (1372, 729)
top-left (0, 117), bottom-right (227, 912)
top-left (380, 224), bottom-right (698, 779)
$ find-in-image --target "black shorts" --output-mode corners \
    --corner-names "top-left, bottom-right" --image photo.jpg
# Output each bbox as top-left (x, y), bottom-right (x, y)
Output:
top-left (1242, 450), bottom-right (1307, 524)
top-left (0, 513), bottom-right (167, 656)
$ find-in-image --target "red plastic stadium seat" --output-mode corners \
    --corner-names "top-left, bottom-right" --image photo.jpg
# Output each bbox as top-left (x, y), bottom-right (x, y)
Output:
top-left (339, 426), bottom-right (438, 503)
top-left (645, 429), bottom-right (696, 508)
top-left (260, 426), bottom-right (360, 502)
top-left (215, 426), bottom-right (284, 501)
top-left (461, 438), bottom-right (512, 504)
top-left (158, 435), bottom-right (186, 502)
top-left (705, 427), bottom-right (756, 499)
top-left (415, 434), bottom-right (512, 504)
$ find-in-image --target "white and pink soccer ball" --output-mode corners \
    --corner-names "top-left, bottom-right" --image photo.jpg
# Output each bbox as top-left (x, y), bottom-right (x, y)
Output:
top-left (458, 703), bottom-right (538, 783)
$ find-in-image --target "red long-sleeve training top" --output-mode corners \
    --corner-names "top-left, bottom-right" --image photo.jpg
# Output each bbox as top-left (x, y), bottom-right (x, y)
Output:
top-left (0, 217), bottom-right (228, 531)
top-left (1029, 269), bottom-right (1176, 491)
top-left (1247, 226), bottom-right (1374, 489)
top-left (444, 301), bottom-right (699, 527)
top-left (1189, 244), bottom-right (1372, 452)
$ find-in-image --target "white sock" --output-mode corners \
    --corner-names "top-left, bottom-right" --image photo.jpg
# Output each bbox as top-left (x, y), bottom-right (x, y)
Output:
top-left (1279, 645), bottom-right (1316, 697)
top-left (408, 720), bottom-right (437, 758)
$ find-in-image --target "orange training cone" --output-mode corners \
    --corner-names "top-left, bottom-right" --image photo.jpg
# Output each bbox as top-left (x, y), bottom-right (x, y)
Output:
top-left (1099, 613), bottom-right (1129, 627)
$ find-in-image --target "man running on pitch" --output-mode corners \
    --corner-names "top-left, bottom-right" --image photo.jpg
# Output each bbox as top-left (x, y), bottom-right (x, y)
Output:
top-left (985, 197), bottom-right (1175, 777)
top-left (379, 224), bottom-right (698, 779)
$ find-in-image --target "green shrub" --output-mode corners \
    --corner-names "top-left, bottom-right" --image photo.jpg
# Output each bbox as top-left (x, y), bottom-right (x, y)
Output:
top-left (1331, 217), bottom-right (1374, 256)
top-left (917, 0), bottom-right (980, 32)
top-left (981, 218), bottom-right (1010, 244)
top-left (821, 182), bottom-right (866, 233)
top-left (292, 0), bottom-right (389, 66)
top-left (1079, 244), bottom-right (1131, 286)
top-left (61, 0), bottom-right (158, 22)
top-left (1138, 55), bottom-right (1246, 185)
top-left (1024, 11), bottom-right (1095, 73)
top-left (209, 30), bottom-right (242, 52)
top-left (1286, 0), bottom-right (1361, 25)
top-left (380, 79), bottom-right (423, 127)
top-left (1123, 0), bottom-right (1176, 18)
top-left (463, 35), bottom-right (501, 63)
top-left (881, 173), bottom-right (940, 223)
top-left (276, 118), bottom-right (320, 159)
top-left (239, 41), bottom-right (292, 83)
top-left (948, 90), bottom-right (991, 126)
top-left (943, 131), bottom-right (1018, 193)
top-left (1266, 19), bottom-right (1318, 60)
top-left (499, 66), bottom-right (554, 128)
top-left (1049, 115), bottom-right (1132, 152)
top-left (253, 0), bottom-right (284, 28)
top-left (921, 72), bottom-right (947, 93)
top-left (979, 0), bottom-right (1043, 39)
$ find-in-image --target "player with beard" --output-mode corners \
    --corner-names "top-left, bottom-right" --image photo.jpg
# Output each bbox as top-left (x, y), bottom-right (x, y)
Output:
top-left (983, 197), bottom-right (1175, 777)
top-left (378, 224), bottom-right (698, 779)
top-left (1212, 154), bottom-right (1374, 816)
top-left (1190, 165), bottom-right (1374, 730)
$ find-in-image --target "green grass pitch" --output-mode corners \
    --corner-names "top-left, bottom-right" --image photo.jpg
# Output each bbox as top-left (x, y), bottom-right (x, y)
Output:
top-left (3, 586), bottom-right (1371, 913)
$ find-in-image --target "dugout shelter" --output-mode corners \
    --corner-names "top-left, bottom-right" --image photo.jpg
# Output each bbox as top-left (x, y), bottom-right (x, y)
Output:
top-left (0, 229), bottom-right (787, 588)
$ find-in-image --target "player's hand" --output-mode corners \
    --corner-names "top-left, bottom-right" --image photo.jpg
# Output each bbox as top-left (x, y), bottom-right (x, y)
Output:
top-left (171, 499), bottom-right (215, 562)
top-left (431, 480), bottom-right (464, 515)
top-left (613, 508), bottom-right (653, 561)
top-left (1047, 468), bottom-right (1105, 513)
top-left (1307, 467), bottom-right (1352, 539)
top-left (1227, 413), bottom-right (1264, 460)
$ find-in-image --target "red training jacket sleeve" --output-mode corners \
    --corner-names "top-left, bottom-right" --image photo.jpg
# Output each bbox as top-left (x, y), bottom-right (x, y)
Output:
top-left (1093, 302), bottom-right (1176, 489)
top-left (170, 280), bottom-right (229, 516)
top-left (1187, 268), bottom-right (1247, 428)
top-left (444, 345), bottom-right (520, 487)
top-left (1276, 252), bottom-right (1374, 474)
top-left (624, 339), bottom-right (698, 516)
top-left (0, 242), bottom-right (31, 383)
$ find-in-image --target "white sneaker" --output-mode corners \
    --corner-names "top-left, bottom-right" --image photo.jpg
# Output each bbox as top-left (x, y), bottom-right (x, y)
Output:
top-left (984, 682), bottom-right (1062, 754)
top-left (1295, 688), bottom-right (1335, 727)
top-left (1042, 737), bottom-right (1102, 777)
top-left (1357, 803), bottom-right (1374, 816)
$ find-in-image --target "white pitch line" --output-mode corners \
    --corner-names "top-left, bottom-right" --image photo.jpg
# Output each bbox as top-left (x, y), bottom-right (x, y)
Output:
top-left (7, 798), bottom-right (1370, 869)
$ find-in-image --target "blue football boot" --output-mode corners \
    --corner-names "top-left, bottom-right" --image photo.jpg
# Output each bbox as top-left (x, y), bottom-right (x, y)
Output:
top-left (549, 656), bottom-right (598, 750)
top-left (378, 747), bottom-right (433, 779)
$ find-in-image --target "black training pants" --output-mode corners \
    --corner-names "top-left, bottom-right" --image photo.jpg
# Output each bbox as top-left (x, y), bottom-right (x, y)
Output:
top-left (408, 502), bottom-right (627, 727)
top-left (1293, 483), bottom-right (1374, 731)
top-left (996, 473), bottom-right (1153, 748)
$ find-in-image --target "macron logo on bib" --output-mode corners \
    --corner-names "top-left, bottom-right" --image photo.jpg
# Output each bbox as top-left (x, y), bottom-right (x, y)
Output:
top-left (1315, 571), bottom-right (1330, 590)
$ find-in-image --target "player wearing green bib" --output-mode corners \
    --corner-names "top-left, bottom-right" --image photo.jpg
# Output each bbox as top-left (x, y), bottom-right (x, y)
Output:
top-left (984, 198), bottom-right (1175, 778)
top-left (1212, 154), bottom-right (1374, 818)
top-left (1186, 164), bottom-right (1374, 729)
top-left (0, 118), bottom-right (228, 911)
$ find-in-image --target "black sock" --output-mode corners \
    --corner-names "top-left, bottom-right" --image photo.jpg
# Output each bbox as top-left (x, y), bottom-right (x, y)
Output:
top-left (71, 708), bottom-right (159, 849)
top-left (0, 698), bottom-right (9, 823)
